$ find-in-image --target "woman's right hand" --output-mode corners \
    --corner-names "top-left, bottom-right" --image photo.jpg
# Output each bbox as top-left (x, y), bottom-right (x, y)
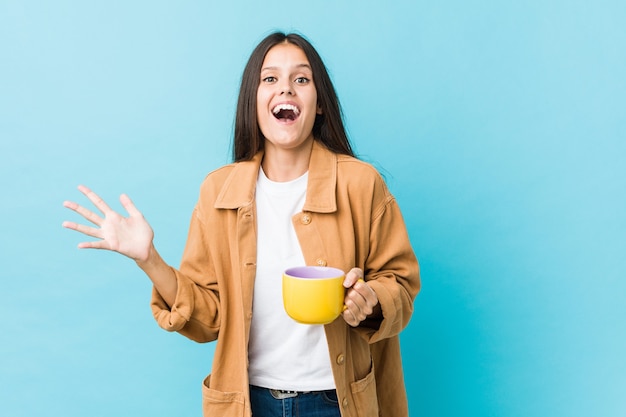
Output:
top-left (63, 185), bottom-right (154, 262)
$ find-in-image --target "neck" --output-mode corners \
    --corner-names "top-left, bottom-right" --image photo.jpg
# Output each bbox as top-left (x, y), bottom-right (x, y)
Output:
top-left (262, 138), bottom-right (314, 182)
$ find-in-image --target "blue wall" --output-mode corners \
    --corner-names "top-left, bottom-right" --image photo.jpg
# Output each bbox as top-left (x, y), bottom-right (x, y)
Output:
top-left (1, 1), bottom-right (624, 416)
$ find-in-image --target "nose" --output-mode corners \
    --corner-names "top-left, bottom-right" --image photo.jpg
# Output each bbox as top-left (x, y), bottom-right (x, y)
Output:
top-left (278, 79), bottom-right (294, 96)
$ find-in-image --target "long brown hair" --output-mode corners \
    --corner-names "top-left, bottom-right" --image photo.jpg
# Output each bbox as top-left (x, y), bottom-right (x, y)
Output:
top-left (233, 32), bottom-right (354, 161)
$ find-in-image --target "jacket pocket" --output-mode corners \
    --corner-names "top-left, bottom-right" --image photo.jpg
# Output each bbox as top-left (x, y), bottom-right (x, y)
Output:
top-left (350, 364), bottom-right (379, 417)
top-left (202, 375), bottom-right (245, 417)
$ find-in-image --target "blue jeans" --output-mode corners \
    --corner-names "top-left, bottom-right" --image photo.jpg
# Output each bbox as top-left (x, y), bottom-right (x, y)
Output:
top-left (249, 385), bottom-right (341, 417)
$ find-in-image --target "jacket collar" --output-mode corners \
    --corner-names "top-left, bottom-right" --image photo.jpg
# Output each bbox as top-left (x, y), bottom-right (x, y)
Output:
top-left (214, 140), bottom-right (337, 213)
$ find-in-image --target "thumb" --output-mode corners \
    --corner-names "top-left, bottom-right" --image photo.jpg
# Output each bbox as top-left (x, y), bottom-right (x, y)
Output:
top-left (343, 267), bottom-right (364, 288)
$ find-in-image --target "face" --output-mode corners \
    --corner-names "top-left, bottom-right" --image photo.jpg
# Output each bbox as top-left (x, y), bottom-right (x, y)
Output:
top-left (257, 42), bottom-right (321, 154)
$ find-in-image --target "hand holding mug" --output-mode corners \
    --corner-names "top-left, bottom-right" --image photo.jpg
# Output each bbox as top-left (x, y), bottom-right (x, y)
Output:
top-left (342, 268), bottom-right (379, 327)
top-left (282, 266), bottom-right (378, 327)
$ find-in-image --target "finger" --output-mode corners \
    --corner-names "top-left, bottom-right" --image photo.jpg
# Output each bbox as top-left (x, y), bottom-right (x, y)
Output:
top-left (342, 304), bottom-right (359, 327)
top-left (345, 282), bottom-right (378, 317)
top-left (62, 220), bottom-right (102, 239)
top-left (345, 289), bottom-right (372, 317)
top-left (343, 280), bottom-right (368, 310)
top-left (77, 240), bottom-right (111, 250)
top-left (77, 185), bottom-right (113, 214)
top-left (353, 280), bottom-right (378, 307)
top-left (63, 200), bottom-right (103, 226)
top-left (119, 193), bottom-right (142, 217)
top-left (343, 299), bottom-right (368, 326)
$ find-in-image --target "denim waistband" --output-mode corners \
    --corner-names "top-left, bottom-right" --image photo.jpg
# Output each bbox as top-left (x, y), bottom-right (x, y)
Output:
top-left (250, 385), bottom-right (336, 400)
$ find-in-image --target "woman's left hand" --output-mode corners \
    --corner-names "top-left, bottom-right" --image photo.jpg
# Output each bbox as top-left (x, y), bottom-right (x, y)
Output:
top-left (342, 268), bottom-right (379, 327)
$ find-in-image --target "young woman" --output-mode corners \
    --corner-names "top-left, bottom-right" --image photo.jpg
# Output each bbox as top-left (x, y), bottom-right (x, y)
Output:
top-left (63, 32), bottom-right (420, 417)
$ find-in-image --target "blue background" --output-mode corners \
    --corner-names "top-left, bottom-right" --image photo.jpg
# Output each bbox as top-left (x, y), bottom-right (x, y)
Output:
top-left (1, 1), bottom-right (624, 416)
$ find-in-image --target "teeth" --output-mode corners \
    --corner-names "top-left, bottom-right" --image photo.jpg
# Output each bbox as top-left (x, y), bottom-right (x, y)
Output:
top-left (272, 104), bottom-right (300, 115)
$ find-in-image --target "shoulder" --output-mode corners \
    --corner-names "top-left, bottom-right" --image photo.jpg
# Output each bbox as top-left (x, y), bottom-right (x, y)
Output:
top-left (202, 163), bottom-right (237, 187)
top-left (336, 154), bottom-right (392, 197)
top-left (337, 154), bottom-right (381, 175)
top-left (333, 154), bottom-right (397, 222)
top-left (196, 163), bottom-right (237, 198)
top-left (196, 156), bottom-right (260, 211)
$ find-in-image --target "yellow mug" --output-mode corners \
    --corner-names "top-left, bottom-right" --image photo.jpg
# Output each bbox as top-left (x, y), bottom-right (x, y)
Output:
top-left (282, 266), bottom-right (345, 325)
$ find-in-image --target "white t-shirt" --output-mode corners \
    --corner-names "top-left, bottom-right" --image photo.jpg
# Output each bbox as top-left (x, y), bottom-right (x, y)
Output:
top-left (247, 167), bottom-right (335, 391)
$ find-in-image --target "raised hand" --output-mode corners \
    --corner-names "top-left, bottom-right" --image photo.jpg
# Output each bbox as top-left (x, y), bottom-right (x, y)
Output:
top-left (62, 185), bottom-right (154, 262)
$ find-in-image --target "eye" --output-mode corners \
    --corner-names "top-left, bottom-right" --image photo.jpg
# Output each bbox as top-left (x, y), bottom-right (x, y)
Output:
top-left (262, 76), bottom-right (277, 83)
top-left (295, 77), bottom-right (310, 84)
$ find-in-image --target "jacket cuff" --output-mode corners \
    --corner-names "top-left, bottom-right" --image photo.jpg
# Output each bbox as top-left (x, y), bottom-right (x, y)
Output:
top-left (356, 278), bottom-right (403, 343)
top-left (150, 270), bottom-right (195, 332)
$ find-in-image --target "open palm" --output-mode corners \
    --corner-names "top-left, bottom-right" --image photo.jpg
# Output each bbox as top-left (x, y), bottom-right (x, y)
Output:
top-left (63, 185), bottom-right (154, 262)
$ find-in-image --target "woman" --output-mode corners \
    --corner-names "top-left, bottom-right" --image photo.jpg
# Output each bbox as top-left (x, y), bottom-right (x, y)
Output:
top-left (63, 32), bottom-right (420, 417)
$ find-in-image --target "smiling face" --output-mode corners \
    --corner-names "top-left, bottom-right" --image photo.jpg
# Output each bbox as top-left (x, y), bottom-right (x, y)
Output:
top-left (257, 42), bottom-right (321, 155)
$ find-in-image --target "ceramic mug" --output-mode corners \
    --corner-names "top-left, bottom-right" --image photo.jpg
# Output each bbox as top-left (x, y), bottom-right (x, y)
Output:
top-left (282, 266), bottom-right (345, 325)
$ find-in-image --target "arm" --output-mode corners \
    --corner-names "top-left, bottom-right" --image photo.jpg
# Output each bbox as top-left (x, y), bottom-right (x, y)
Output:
top-left (354, 195), bottom-right (420, 343)
top-left (64, 185), bottom-right (221, 342)
top-left (150, 206), bottom-right (221, 342)
top-left (63, 185), bottom-right (177, 305)
top-left (340, 199), bottom-right (420, 333)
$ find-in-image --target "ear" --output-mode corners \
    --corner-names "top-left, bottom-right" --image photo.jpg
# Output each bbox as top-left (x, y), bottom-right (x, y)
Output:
top-left (316, 103), bottom-right (323, 115)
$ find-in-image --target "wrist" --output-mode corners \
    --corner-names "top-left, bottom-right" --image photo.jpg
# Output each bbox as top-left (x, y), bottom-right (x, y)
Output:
top-left (135, 244), bottom-right (160, 269)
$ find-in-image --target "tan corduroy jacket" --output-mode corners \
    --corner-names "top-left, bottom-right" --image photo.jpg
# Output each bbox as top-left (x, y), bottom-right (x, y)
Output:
top-left (151, 140), bottom-right (420, 417)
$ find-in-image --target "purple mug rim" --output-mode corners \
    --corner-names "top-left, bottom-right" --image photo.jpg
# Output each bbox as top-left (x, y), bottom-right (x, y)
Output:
top-left (284, 266), bottom-right (344, 279)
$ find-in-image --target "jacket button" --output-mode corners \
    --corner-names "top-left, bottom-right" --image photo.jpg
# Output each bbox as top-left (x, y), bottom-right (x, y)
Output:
top-left (342, 398), bottom-right (348, 407)
top-left (316, 259), bottom-right (327, 266)
top-left (301, 213), bottom-right (311, 225)
top-left (336, 354), bottom-right (345, 365)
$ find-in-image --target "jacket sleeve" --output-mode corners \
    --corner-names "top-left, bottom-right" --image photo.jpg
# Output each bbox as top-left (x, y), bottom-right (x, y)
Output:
top-left (150, 207), bottom-right (221, 343)
top-left (354, 179), bottom-right (420, 344)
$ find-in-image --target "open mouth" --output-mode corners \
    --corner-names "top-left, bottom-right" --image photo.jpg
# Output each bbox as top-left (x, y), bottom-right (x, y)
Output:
top-left (272, 103), bottom-right (301, 122)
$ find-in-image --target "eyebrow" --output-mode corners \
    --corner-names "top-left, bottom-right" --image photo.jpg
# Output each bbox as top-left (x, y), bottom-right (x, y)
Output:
top-left (261, 63), bottom-right (312, 72)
